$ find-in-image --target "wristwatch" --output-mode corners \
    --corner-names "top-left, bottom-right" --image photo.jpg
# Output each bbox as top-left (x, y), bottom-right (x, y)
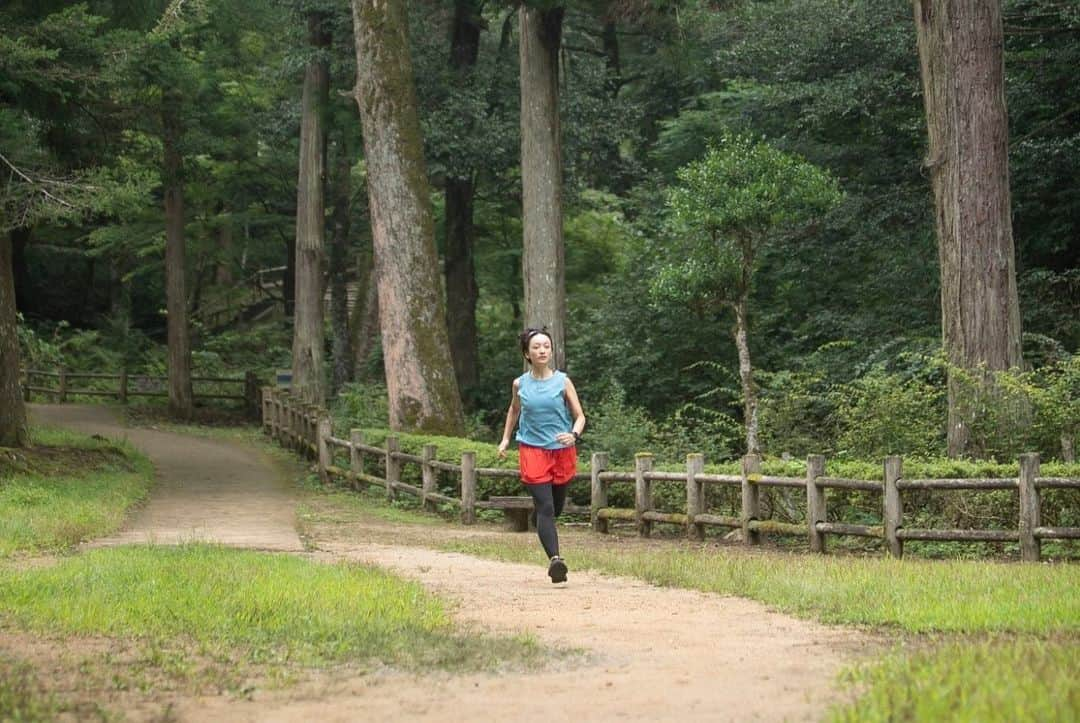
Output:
top-left (573, 431), bottom-right (582, 444)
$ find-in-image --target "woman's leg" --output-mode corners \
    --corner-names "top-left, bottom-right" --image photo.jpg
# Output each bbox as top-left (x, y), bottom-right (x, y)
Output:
top-left (552, 482), bottom-right (568, 518)
top-left (525, 483), bottom-right (559, 558)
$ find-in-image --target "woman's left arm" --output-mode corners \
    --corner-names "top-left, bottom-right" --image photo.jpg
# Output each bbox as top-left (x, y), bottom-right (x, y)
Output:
top-left (562, 377), bottom-right (586, 444)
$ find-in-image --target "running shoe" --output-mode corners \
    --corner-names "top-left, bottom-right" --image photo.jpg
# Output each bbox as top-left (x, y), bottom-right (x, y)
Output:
top-left (548, 555), bottom-right (568, 583)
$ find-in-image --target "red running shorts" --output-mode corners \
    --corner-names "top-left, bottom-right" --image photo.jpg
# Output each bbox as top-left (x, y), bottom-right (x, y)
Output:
top-left (518, 443), bottom-right (578, 485)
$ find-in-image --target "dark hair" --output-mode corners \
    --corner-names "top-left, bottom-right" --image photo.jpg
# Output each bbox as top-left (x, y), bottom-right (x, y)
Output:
top-left (519, 327), bottom-right (552, 358)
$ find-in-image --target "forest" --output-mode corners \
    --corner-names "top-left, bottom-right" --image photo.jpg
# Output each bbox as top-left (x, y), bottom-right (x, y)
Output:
top-left (2, 0), bottom-right (1078, 467)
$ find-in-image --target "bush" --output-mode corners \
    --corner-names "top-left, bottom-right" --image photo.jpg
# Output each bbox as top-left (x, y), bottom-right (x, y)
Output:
top-left (832, 352), bottom-right (946, 459)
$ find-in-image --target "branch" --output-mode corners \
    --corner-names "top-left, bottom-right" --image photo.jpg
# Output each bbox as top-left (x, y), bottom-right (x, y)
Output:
top-left (0, 152), bottom-right (77, 209)
top-left (1011, 103), bottom-right (1080, 147)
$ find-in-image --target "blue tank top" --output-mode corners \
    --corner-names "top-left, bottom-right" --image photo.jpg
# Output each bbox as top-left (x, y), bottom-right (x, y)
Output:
top-left (516, 370), bottom-right (572, 450)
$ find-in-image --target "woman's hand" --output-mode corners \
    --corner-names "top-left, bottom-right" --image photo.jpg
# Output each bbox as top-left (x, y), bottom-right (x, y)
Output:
top-left (555, 432), bottom-right (577, 447)
top-left (497, 439), bottom-right (509, 459)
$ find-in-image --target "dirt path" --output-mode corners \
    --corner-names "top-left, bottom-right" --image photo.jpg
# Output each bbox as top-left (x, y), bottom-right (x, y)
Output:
top-left (23, 403), bottom-right (875, 722)
top-left (29, 403), bottom-right (302, 551)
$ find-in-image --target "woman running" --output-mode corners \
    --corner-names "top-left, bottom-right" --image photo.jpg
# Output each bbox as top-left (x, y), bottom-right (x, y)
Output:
top-left (497, 327), bottom-right (586, 583)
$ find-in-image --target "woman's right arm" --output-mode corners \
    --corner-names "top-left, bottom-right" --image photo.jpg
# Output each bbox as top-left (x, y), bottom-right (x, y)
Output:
top-left (497, 378), bottom-right (521, 459)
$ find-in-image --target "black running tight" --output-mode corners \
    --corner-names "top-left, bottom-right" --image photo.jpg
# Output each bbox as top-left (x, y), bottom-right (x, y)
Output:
top-left (525, 482), bottom-right (567, 558)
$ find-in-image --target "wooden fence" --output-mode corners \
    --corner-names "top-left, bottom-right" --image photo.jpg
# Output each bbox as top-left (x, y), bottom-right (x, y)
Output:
top-left (262, 387), bottom-right (1080, 561)
top-left (23, 368), bottom-right (261, 417)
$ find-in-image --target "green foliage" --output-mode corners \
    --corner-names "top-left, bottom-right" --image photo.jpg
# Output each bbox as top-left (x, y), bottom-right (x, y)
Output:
top-left (15, 313), bottom-right (62, 370)
top-left (832, 352), bottom-right (947, 459)
top-left (669, 133), bottom-right (844, 243)
top-left (332, 382), bottom-right (391, 430)
top-left (581, 385), bottom-right (657, 467)
top-left (950, 356), bottom-right (1080, 461)
top-left (655, 133), bottom-right (842, 309)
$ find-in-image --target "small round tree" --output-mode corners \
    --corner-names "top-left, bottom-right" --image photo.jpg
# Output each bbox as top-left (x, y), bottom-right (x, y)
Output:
top-left (654, 134), bottom-right (841, 455)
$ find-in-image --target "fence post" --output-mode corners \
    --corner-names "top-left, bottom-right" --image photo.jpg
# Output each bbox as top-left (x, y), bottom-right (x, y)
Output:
top-left (635, 453), bottom-right (654, 538)
top-left (385, 435), bottom-right (400, 501)
top-left (278, 394), bottom-right (289, 447)
top-left (741, 454), bottom-right (761, 545)
top-left (260, 387), bottom-right (272, 434)
top-left (884, 456), bottom-right (903, 558)
top-left (350, 429), bottom-right (364, 488)
top-left (306, 406), bottom-right (319, 458)
top-left (1018, 453), bottom-right (1042, 562)
top-left (317, 413), bottom-right (332, 485)
top-left (244, 371), bottom-right (259, 419)
top-left (591, 452), bottom-right (609, 533)
top-left (298, 404), bottom-right (310, 456)
top-left (686, 453), bottom-right (705, 541)
top-left (807, 454), bottom-right (827, 553)
top-left (461, 451), bottom-right (477, 524)
top-left (58, 367), bottom-right (67, 403)
top-left (119, 369), bottom-right (128, 404)
top-left (284, 396), bottom-right (295, 448)
top-left (286, 397), bottom-right (296, 448)
top-left (422, 444), bottom-right (437, 511)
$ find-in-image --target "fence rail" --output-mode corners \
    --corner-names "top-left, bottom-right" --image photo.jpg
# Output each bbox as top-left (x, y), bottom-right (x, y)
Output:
top-left (261, 387), bottom-right (1078, 562)
top-left (22, 367), bottom-right (260, 417)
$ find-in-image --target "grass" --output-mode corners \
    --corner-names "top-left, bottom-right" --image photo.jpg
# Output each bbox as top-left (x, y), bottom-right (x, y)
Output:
top-left (0, 544), bottom-right (547, 673)
top-left (0, 426), bottom-right (154, 557)
top-left (830, 637), bottom-right (1079, 722)
top-left (0, 656), bottom-right (60, 722)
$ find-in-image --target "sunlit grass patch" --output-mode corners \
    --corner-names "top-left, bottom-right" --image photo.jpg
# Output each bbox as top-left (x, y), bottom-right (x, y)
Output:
top-left (0, 544), bottom-right (546, 672)
top-left (830, 636), bottom-right (1080, 722)
top-left (0, 427), bottom-right (153, 557)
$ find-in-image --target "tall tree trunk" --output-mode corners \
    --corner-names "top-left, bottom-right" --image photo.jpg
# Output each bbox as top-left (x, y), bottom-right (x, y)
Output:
top-left (215, 205), bottom-right (234, 285)
top-left (284, 236), bottom-right (296, 316)
top-left (352, 0), bottom-right (465, 435)
top-left (329, 139), bottom-right (354, 395)
top-left (601, 20), bottom-right (621, 95)
top-left (291, 12), bottom-right (331, 405)
top-left (519, 6), bottom-right (567, 370)
top-left (913, 0), bottom-right (1023, 457)
top-left (349, 257), bottom-right (380, 378)
top-left (444, 0), bottom-right (482, 402)
top-left (0, 231), bottom-right (29, 448)
top-left (445, 177), bottom-right (479, 397)
top-left (732, 294), bottom-right (759, 456)
top-left (11, 226), bottom-right (30, 317)
top-left (162, 81), bottom-right (193, 420)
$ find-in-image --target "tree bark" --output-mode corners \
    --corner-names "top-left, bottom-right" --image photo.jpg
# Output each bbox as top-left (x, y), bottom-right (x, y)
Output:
top-left (733, 294), bottom-right (759, 456)
top-left (10, 226), bottom-right (30, 317)
top-left (329, 139), bottom-right (354, 395)
top-left (0, 230), bottom-right (29, 447)
top-left (519, 5), bottom-right (568, 370)
top-left (162, 79), bottom-right (193, 421)
top-left (291, 12), bottom-right (331, 405)
top-left (444, 0), bottom-right (482, 401)
top-left (351, 0), bottom-right (465, 435)
top-left (349, 257), bottom-right (380, 378)
top-left (913, 0), bottom-right (1023, 457)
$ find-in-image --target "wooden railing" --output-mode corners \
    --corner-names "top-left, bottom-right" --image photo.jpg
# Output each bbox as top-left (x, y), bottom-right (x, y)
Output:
top-left (262, 387), bottom-right (588, 523)
top-left (23, 368), bottom-right (261, 417)
top-left (590, 452), bottom-right (1079, 561)
top-left (262, 387), bottom-right (1079, 561)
